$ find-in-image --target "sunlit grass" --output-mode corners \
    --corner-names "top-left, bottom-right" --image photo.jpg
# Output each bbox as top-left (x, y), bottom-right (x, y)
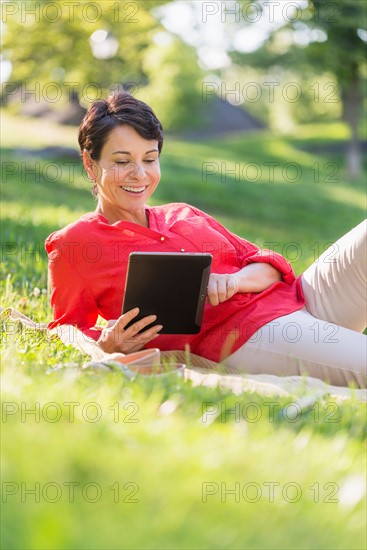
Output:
top-left (1, 111), bottom-right (79, 150)
top-left (289, 121), bottom-right (351, 141)
top-left (326, 185), bottom-right (366, 209)
top-left (1, 329), bottom-right (366, 549)
top-left (2, 201), bottom-right (87, 228)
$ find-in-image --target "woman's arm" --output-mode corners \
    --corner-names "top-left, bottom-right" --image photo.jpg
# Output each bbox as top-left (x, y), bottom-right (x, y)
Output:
top-left (45, 233), bottom-right (101, 338)
top-left (188, 205), bottom-right (295, 284)
top-left (207, 263), bottom-right (282, 306)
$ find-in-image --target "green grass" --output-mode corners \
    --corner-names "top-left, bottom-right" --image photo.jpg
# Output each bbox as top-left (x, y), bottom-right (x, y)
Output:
top-left (1, 112), bottom-right (366, 549)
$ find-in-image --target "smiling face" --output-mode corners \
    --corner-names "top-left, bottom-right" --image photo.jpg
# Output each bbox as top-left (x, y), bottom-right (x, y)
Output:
top-left (84, 125), bottom-right (161, 225)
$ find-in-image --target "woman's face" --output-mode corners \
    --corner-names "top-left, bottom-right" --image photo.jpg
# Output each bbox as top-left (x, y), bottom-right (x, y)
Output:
top-left (88, 125), bottom-right (161, 220)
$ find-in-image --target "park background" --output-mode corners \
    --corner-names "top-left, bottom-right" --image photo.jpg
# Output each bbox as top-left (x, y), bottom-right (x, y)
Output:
top-left (1, 1), bottom-right (366, 549)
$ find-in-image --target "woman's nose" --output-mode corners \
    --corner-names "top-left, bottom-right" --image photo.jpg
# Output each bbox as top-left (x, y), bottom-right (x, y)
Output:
top-left (128, 162), bottom-right (145, 178)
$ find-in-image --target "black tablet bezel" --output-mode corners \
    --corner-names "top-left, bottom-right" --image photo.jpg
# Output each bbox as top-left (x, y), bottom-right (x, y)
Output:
top-left (121, 252), bottom-right (212, 334)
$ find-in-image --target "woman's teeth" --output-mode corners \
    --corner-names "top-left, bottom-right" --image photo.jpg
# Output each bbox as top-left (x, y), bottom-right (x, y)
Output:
top-left (121, 186), bottom-right (146, 193)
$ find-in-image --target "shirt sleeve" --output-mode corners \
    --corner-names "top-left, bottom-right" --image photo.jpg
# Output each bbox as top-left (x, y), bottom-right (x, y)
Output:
top-left (45, 234), bottom-right (102, 341)
top-left (188, 205), bottom-right (295, 284)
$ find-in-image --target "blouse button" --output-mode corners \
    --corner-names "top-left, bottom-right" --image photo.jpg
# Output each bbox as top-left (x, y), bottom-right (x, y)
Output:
top-left (160, 236), bottom-right (165, 241)
top-left (181, 248), bottom-right (185, 252)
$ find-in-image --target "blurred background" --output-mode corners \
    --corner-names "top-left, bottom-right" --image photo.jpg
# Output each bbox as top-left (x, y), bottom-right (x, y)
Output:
top-left (2, 0), bottom-right (366, 158)
top-left (1, 2), bottom-right (366, 279)
top-left (1, 0), bottom-right (366, 292)
top-left (1, 2), bottom-right (367, 549)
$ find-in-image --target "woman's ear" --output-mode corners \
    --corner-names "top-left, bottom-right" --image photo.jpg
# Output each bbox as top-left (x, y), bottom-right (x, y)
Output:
top-left (83, 150), bottom-right (97, 181)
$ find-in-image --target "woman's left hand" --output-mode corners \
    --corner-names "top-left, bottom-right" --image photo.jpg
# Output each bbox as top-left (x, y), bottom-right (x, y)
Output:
top-left (207, 264), bottom-right (282, 306)
top-left (97, 308), bottom-right (163, 354)
top-left (207, 273), bottom-right (239, 306)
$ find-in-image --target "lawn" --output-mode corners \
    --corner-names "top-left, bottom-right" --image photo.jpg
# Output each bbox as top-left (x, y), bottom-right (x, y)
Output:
top-left (1, 111), bottom-right (366, 549)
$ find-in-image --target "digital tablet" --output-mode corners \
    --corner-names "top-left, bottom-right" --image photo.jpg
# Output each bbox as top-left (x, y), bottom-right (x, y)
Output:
top-left (122, 252), bottom-right (213, 334)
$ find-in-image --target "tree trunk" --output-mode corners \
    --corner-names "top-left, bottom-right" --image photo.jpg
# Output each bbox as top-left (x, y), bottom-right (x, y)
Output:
top-left (341, 69), bottom-right (362, 180)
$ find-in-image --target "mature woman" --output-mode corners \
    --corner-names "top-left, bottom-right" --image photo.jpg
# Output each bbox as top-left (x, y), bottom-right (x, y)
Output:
top-left (46, 92), bottom-right (366, 387)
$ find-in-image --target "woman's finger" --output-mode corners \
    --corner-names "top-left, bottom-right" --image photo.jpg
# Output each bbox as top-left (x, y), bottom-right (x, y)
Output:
top-left (114, 307), bottom-right (140, 331)
top-left (134, 324), bottom-right (163, 344)
top-left (217, 277), bottom-right (228, 303)
top-left (117, 325), bottom-right (163, 354)
top-left (122, 314), bottom-right (158, 339)
top-left (207, 275), bottom-right (219, 306)
top-left (207, 284), bottom-right (219, 306)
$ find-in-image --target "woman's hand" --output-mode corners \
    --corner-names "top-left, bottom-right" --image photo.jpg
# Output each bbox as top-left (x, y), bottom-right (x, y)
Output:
top-left (97, 307), bottom-right (163, 354)
top-left (207, 273), bottom-right (239, 306)
top-left (207, 264), bottom-right (282, 306)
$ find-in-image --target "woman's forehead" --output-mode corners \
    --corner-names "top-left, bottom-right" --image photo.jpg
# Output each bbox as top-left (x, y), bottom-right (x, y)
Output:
top-left (103, 125), bottom-right (159, 153)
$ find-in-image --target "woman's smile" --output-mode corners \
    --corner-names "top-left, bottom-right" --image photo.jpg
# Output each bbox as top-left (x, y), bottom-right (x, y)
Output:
top-left (84, 124), bottom-right (161, 225)
top-left (119, 185), bottom-right (148, 194)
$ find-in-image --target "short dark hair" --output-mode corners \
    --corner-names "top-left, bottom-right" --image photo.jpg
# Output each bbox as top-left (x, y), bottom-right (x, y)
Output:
top-left (78, 92), bottom-right (163, 194)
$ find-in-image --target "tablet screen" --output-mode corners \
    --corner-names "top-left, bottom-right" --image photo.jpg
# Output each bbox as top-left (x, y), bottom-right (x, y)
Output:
top-left (122, 252), bottom-right (212, 334)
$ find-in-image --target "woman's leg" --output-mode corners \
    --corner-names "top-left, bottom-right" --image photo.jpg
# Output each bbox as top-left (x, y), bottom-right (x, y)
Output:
top-left (224, 220), bottom-right (367, 387)
top-left (301, 219), bottom-right (366, 331)
top-left (223, 308), bottom-right (366, 388)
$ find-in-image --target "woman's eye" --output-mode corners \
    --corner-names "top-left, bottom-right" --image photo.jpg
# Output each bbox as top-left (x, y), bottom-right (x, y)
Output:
top-left (144, 159), bottom-right (156, 163)
top-left (115, 161), bottom-right (129, 165)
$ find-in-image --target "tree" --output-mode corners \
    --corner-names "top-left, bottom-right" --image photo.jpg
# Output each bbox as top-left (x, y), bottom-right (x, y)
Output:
top-left (1, 0), bottom-right (171, 104)
top-left (139, 36), bottom-right (205, 131)
top-left (303, 0), bottom-right (366, 178)
top-left (230, 0), bottom-right (367, 178)
top-left (1, 0), bottom-right (207, 130)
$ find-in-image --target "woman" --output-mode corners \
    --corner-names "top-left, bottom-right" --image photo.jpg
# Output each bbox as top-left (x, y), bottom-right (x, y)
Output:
top-left (46, 92), bottom-right (366, 387)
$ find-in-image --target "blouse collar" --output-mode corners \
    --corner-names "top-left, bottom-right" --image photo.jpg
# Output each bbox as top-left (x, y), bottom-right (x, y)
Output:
top-left (83, 208), bottom-right (165, 241)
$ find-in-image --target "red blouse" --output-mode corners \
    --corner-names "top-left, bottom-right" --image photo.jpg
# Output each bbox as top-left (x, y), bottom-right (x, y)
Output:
top-left (45, 203), bottom-right (305, 362)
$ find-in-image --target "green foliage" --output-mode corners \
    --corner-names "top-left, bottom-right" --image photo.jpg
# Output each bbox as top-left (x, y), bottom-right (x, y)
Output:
top-left (304, 0), bottom-right (367, 86)
top-left (231, 0), bottom-right (367, 175)
top-left (1, 0), bottom-right (207, 129)
top-left (1, 0), bottom-right (171, 103)
top-left (233, 0), bottom-right (367, 84)
top-left (215, 64), bottom-right (343, 133)
top-left (139, 37), bottom-right (205, 131)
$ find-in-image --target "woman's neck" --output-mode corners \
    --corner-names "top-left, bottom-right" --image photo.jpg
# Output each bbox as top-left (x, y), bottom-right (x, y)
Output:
top-left (96, 204), bottom-right (149, 227)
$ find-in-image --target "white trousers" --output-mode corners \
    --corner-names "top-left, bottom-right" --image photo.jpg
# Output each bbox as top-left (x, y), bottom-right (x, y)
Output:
top-left (224, 220), bottom-right (367, 388)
